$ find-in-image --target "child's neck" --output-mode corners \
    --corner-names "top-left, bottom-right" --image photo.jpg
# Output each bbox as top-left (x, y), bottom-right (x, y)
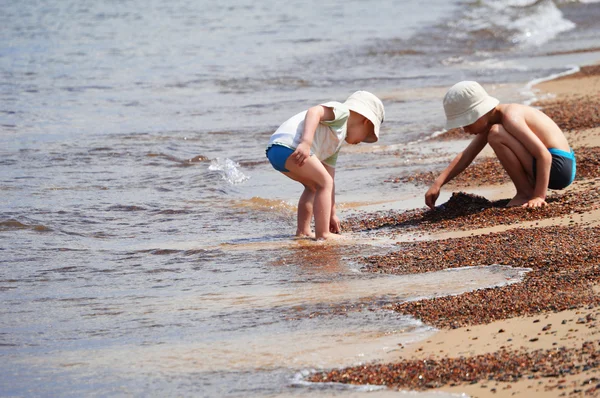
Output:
top-left (488, 106), bottom-right (502, 125)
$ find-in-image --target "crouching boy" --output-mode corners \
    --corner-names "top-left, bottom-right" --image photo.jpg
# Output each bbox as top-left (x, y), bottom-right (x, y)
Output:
top-left (426, 81), bottom-right (575, 209)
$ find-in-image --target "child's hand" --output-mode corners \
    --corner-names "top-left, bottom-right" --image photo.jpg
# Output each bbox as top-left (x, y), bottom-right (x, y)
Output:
top-left (291, 143), bottom-right (311, 166)
top-left (522, 197), bottom-right (547, 208)
top-left (425, 185), bottom-right (440, 209)
top-left (329, 214), bottom-right (341, 234)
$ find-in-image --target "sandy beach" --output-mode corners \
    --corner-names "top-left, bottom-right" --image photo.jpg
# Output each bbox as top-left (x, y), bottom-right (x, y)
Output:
top-left (310, 63), bottom-right (600, 397)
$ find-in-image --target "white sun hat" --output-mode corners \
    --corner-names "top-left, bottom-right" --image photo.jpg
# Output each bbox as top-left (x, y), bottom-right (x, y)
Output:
top-left (443, 81), bottom-right (499, 129)
top-left (343, 91), bottom-right (385, 143)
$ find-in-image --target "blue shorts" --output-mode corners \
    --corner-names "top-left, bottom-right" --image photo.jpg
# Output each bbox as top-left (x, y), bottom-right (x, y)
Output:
top-left (266, 144), bottom-right (294, 172)
top-left (532, 148), bottom-right (576, 190)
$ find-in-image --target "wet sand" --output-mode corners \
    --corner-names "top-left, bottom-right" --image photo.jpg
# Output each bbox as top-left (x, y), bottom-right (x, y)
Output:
top-left (309, 63), bottom-right (600, 396)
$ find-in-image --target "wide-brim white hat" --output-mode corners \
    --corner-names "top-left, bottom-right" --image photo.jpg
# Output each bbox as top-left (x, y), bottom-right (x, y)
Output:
top-left (443, 81), bottom-right (499, 129)
top-left (344, 91), bottom-right (385, 143)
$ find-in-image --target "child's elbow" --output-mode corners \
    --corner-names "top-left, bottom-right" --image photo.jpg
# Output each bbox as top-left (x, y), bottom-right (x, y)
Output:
top-left (307, 105), bottom-right (325, 118)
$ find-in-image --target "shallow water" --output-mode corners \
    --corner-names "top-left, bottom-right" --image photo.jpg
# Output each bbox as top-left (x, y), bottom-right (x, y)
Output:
top-left (2, 0), bottom-right (600, 396)
top-left (4, 261), bottom-right (528, 397)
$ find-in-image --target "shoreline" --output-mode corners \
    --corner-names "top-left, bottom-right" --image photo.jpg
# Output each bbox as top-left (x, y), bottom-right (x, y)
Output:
top-left (311, 62), bottom-right (600, 397)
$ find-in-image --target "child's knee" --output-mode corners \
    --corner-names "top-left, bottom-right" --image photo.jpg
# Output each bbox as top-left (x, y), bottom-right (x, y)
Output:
top-left (299, 169), bottom-right (333, 192)
top-left (311, 174), bottom-right (333, 192)
top-left (320, 174), bottom-right (334, 191)
top-left (487, 124), bottom-right (505, 143)
top-left (303, 176), bottom-right (332, 192)
top-left (301, 183), bottom-right (318, 194)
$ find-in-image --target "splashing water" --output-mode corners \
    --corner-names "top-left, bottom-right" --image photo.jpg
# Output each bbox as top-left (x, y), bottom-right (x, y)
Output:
top-left (208, 158), bottom-right (250, 185)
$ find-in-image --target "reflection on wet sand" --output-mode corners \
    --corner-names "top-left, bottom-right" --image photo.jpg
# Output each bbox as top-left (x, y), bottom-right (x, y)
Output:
top-left (20, 265), bottom-right (528, 382)
top-left (198, 264), bottom-right (529, 314)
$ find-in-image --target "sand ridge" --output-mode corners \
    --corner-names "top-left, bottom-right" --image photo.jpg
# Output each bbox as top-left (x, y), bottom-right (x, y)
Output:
top-left (310, 63), bottom-right (600, 397)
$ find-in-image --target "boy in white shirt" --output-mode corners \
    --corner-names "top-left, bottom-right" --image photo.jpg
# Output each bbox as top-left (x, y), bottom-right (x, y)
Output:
top-left (266, 91), bottom-right (385, 240)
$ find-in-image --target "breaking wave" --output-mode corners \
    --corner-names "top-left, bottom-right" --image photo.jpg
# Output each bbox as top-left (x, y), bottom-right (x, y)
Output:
top-left (448, 0), bottom-right (576, 49)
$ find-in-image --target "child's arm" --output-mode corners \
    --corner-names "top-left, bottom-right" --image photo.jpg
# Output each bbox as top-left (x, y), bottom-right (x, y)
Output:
top-left (425, 132), bottom-right (488, 209)
top-left (323, 162), bottom-right (340, 233)
top-left (291, 105), bottom-right (336, 167)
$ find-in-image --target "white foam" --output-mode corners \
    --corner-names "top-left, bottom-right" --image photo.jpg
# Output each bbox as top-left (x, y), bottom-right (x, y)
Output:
top-left (521, 64), bottom-right (580, 105)
top-left (509, 1), bottom-right (575, 46)
top-left (464, 58), bottom-right (530, 71)
top-left (452, 0), bottom-right (576, 48)
top-left (208, 157), bottom-right (250, 184)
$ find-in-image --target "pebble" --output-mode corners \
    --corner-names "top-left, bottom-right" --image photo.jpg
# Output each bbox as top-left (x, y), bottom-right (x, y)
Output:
top-left (309, 343), bottom-right (600, 391)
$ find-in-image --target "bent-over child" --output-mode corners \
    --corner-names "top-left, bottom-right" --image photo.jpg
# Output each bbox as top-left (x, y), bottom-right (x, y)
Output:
top-left (426, 81), bottom-right (575, 209)
top-left (266, 91), bottom-right (385, 240)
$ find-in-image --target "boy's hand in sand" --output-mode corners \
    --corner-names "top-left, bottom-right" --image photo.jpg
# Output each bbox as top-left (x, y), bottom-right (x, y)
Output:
top-left (291, 142), bottom-right (311, 166)
top-left (329, 214), bottom-right (341, 234)
top-left (425, 185), bottom-right (440, 209)
top-left (523, 197), bottom-right (547, 208)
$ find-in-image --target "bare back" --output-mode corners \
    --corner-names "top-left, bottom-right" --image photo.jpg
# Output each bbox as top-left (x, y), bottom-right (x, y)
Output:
top-left (499, 104), bottom-right (570, 151)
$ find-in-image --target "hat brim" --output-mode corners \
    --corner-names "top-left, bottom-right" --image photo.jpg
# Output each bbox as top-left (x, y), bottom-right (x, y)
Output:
top-left (445, 96), bottom-right (499, 130)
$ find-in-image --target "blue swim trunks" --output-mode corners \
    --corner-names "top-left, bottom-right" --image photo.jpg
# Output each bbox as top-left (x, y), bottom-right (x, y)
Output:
top-left (266, 144), bottom-right (294, 172)
top-left (533, 148), bottom-right (576, 190)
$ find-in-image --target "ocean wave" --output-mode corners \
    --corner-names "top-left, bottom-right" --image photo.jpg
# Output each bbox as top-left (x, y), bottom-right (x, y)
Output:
top-left (449, 0), bottom-right (576, 48)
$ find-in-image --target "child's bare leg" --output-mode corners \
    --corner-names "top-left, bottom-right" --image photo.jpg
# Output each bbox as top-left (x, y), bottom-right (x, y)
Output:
top-left (296, 187), bottom-right (315, 237)
top-left (487, 124), bottom-right (535, 207)
top-left (283, 156), bottom-right (340, 240)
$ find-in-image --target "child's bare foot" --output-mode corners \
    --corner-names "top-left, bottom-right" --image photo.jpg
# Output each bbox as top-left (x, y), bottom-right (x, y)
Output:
top-left (506, 194), bottom-right (529, 207)
top-left (315, 232), bottom-right (344, 241)
top-left (295, 231), bottom-right (315, 239)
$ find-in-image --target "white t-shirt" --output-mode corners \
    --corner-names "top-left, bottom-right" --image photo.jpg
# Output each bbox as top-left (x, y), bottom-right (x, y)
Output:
top-left (266, 101), bottom-right (349, 167)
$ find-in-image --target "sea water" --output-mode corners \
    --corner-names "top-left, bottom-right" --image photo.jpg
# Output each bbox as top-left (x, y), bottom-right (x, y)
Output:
top-left (1, 0), bottom-right (600, 396)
